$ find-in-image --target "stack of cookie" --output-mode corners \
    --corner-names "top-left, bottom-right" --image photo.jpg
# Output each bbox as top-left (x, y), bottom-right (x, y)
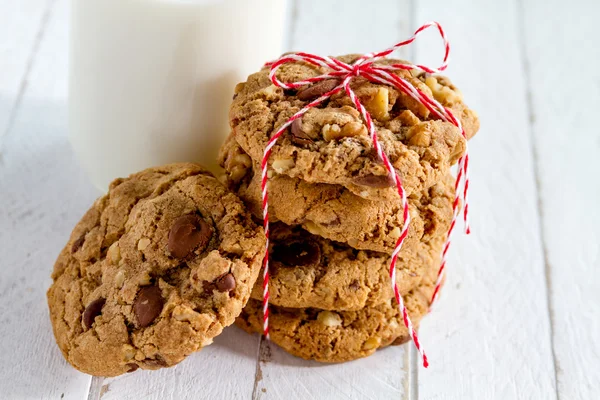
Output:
top-left (219, 54), bottom-right (479, 362)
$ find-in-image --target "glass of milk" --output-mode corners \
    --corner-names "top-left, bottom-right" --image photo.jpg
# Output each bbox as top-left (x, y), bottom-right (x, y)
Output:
top-left (69, 0), bottom-right (286, 190)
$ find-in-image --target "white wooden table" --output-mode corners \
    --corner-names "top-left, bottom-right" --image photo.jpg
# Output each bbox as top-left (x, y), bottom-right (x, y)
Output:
top-left (1, 0), bottom-right (599, 398)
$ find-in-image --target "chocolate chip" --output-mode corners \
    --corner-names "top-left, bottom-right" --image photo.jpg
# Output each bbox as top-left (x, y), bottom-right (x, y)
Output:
top-left (272, 240), bottom-right (321, 266)
top-left (71, 235), bottom-right (85, 253)
top-left (82, 298), bottom-right (106, 329)
top-left (168, 214), bottom-right (212, 258)
top-left (125, 363), bottom-right (139, 373)
top-left (353, 174), bottom-right (395, 189)
top-left (216, 273), bottom-right (236, 292)
top-left (133, 286), bottom-right (164, 328)
top-left (290, 118), bottom-right (313, 146)
top-left (297, 79), bottom-right (340, 101)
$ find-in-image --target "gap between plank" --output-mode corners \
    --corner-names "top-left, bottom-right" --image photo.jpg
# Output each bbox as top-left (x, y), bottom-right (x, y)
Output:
top-left (407, 1), bottom-right (418, 398)
top-left (516, 0), bottom-right (560, 398)
top-left (0, 0), bottom-right (57, 150)
top-left (251, 335), bottom-right (270, 400)
top-left (409, 346), bottom-right (419, 400)
top-left (86, 377), bottom-right (106, 400)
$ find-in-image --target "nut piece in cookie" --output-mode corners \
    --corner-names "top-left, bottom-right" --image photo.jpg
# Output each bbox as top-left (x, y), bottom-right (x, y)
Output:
top-left (47, 163), bottom-right (265, 377)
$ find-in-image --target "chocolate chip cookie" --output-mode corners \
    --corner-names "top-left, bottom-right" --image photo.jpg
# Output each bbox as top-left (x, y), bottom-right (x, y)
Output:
top-left (220, 135), bottom-right (454, 253)
top-left (236, 268), bottom-right (436, 362)
top-left (249, 223), bottom-right (443, 310)
top-left (47, 163), bottom-right (265, 376)
top-left (229, 54), bottom-right (479, 200)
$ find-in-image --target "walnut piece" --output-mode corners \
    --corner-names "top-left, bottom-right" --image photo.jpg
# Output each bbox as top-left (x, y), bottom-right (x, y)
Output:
top-left (362, 337), bottom-right (381, 350)
top-left (406, 124), bottom-right (432, 147)
top-left (107, 242), bottom-right (121, 264)
top-left (397, 110), bottom-right (420, 127)
top-left (363, 87), bottom-right (390, 121)
top-left (114, 270), bottom-right (126, 288)
top-left (227, 153), bottom-right (252, 183)
top-left (173, 305), bottom-right (198, 323)
top-left (303, 221), bottom-right (325, 237)
top-left (389, 227), bottom-right (402, 240)
top-left (317, 311), bottom-right (343, 327)
top-left (322, 123), bottom-right (342, 141)
top-left (425, 76), bottom-right (462, 104)
top-left (272, 158), bottom-right (295, 174)
top-left (137, 237), bottom-right (151, 251)
top-left (322, 121), bottom-right (367, 141)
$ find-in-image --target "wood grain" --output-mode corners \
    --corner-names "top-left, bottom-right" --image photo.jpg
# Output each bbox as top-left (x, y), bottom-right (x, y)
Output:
top-left (412, 0), bottom-right (558, 398)
top-left (521, 0), bottom-right (600, 398)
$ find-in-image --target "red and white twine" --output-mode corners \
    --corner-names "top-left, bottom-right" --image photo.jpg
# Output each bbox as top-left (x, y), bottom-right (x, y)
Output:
top-left (260, 22), bottom-right (471, 368)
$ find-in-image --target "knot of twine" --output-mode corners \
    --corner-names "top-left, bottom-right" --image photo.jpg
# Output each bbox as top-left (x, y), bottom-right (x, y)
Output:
top-left (260, 22), bottom-right (471, 368)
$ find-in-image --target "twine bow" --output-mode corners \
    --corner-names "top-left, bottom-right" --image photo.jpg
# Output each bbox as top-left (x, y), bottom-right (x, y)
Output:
top-left (260, 22), bottom-right (471, 368)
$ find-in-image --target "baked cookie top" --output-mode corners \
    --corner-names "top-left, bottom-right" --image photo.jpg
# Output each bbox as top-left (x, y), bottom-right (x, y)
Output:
top-left (47, 163), bottom-right (265, 376)
top-left (220, 135), bottom-right (454, 254)
top-left (229, 54), bottom-right (479, 200)
top-left (249, 223), bottom-right (444, 311)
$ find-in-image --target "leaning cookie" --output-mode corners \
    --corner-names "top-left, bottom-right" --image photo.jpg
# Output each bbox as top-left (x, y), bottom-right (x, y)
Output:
top-left (229, 54), bottom-right (479, 200)
top-left (249, 223), bottom-right (443, 310)
top-left (47, 163), bottom-right (265, 376)
top-left (236, 276), bottom-right (434, 362)
top-left (220, 135), bottom-right (454, 253)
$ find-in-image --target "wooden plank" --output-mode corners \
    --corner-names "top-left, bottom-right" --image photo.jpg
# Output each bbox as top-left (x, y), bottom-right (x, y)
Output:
top-left (0, 0), bottom-right (51, 142)
top-left (254, 1), bottom-right (414, 399)
top-left (100, 327), bottom-right (259, 400)
top-left (0, 0), bottom-right (96, 399)
top-left (521, 0), bottom-right (600, 398)
top-left (412, 1), bottom-right (558, 398)
top-left (254, 338), bottom-right (409, 400)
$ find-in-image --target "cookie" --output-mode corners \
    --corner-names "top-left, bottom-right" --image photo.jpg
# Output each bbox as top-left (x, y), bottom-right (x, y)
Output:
top-left (220, 135), bottom-right (454, 253)
top-left (229, 54), bottom-right (479, 200)
top-left (236, 269), bottom-right (435, 362)
top-left (249, 223), bottom-right (443, 310)
top-left (47, 163), bottom-right (265, 376)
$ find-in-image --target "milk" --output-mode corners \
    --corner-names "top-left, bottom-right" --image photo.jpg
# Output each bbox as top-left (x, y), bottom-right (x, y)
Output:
top-left (69, 0), bottom-right (286, 190)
